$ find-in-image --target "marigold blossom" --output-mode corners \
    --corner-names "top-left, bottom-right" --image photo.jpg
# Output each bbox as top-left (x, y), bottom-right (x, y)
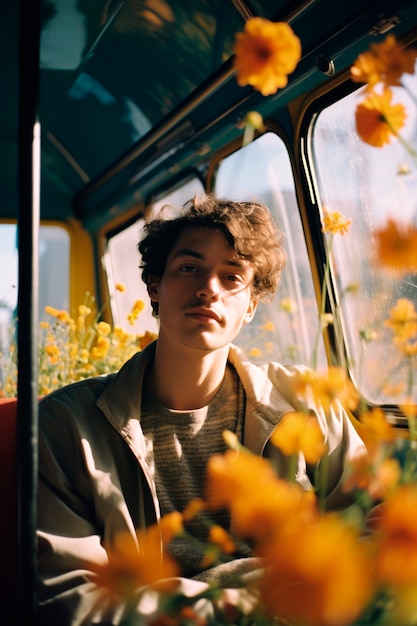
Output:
top-left (351, 35), bottom-right (417, 88)
top-left (322, 208), bottom-right (352, 236)
top-left (384, 298), bottom-right (417, 343)
top-left (375, 485), bottom-right (417, 587)
top-left (260, 514), bottom-right (374, 626)
top-left (208, 525), bottom-right (236, 554)
top-left (375, 218), bottom-right (417, 271)
top-left (234, 18), bottom-right (301, 96)
top-left (355, 88), bottom-right (407, 147)
top-left (298, 367), bottom-right (359, 412)
top-left (270, 411), bottom-right (326, 464)
top-left (93, 527), bottom-right (180, 602)
top-left (205, 449), bottom-right (317, 550)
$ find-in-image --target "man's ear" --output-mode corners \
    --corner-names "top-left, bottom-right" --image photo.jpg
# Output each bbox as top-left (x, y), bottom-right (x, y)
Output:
top-left (147, 277), bottom-right (160, 302)
top-left (244, 296), bottom-right (259, 324)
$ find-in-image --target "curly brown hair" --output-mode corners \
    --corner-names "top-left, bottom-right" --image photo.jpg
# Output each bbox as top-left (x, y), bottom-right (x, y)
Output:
top-left (138, 195), bottom-right (287, 315)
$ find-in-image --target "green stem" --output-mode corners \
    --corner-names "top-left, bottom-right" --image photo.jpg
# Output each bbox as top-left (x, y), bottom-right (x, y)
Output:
top-left (311, 234), bottom-right (333, 370)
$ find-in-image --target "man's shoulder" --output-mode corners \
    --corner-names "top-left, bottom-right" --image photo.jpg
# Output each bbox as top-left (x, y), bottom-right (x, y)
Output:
top-left (39, 373), bottom-right (116, 419)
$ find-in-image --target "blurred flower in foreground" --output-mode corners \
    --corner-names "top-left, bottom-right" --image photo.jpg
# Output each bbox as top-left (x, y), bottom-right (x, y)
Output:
top-left (93, 515), bottom-right (182, 601)
top-left (355, 88), bottom-right (407, 147)
top-left (374, 218), bottom-right (417, 271)
top-left (351, 34), bottom-right (417, 89)
top-left (234, 18), bottom-right (301, 96)
top-left (297, 367), bottom-right (360, 412)
top-left (270, 411), bottom-right (326, 464)
top-left (260, 514), bottom-right (374, 626)
top-left (384, 298), bottom-right (417, 344)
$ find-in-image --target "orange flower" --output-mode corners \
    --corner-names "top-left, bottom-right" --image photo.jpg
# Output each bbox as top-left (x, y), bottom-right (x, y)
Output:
top-left (127, 299), bottom-right (146, 326)
top-left (360, 407), bottom-right (396, 448)
top-left (234, 18), bottom-right (301, 96)
top-left (260, 514), bottom-right (374, 626)
top-left (384, 298), bottom-right (417, 343)
top-left (93, 528), bottom-right (180, 601)
top-left (208, 525), bottom-right (236, 554)
top-left (205, 449), bottom-right (317, 549)
top-left (375, 485), bottom-right (417, 587)
top-left (375, 218), bottom-right (417, 271)
top-left (205, 449), bottom-right (278, 512)
top-left (344, 452), bottom-right (401, 501)
top-left (298, 367), bottom-right (359, 413)
top-left (322, 208), bottom-right (352, 236)
top-left (351, 35), bottom-right (417, 89)
top-left (270, 411), bottom-right (326, 464)
top-left (355, 88), bottom-right (407, 147)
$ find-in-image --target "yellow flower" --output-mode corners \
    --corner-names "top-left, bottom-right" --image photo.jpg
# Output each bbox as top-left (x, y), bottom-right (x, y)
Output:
top-left (360, 407), bottom-right (396, 449)
top-left (205, 449), bottom-right (317, 550)
top-left (261, 320), bottom-right (275, 332)
top-left (375, 218), bottom-right (417, 271)
top-left (321, 208), bottom-right (352, 235)
top-left (182, 498), bottom-right (206, 522)
top-left (248, 347), bottom-right (262, 358)
top-left (270, 412), bottom-right (326, 464)
top-left (115, 282), bottom-right (126, 292)
top-left (234, 18), bottom-right (301, 96)
top-left (376, 485), bottom-right (417, 587)
top-left (298, 367), bottom-right (359, 412)
top-left (127, 299), bottom-right (146, 326)
top-left (355, 88), bottom-right (407, 147)
top-left (92, 528), bottom-right (179, 602)
top-left (384, 298), bottom-right (417, 343)
top-left (260, 514), bottom-right (374, 626)
top-left (44, 305), bottom-right (62, 318)
top-left (159, 511), bottom-right (183, 545)
top-left (78, 304), bottom-right (92, 317)
top-left (280, 297), bottom-right (297, 313)
top-left (96, 321), bottom-right (111, 336)
top-left (208, 525), bottom-right (236, 554)
top-left (351, 35), bottom-right (417, 89)
top-left (45, 344), bottom-right (60, 363)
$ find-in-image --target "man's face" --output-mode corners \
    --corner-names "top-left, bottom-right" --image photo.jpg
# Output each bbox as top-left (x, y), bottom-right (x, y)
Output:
top-left (148, 227), bottom-right (258, 353)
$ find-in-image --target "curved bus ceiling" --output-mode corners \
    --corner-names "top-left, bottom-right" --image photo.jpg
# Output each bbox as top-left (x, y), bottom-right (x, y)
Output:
top-left (1, 0), bottom-right (416, 228)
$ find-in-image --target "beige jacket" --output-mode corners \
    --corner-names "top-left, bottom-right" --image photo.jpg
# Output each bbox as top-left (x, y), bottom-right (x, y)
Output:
top-left (37, 342), bottom-right (365, 625)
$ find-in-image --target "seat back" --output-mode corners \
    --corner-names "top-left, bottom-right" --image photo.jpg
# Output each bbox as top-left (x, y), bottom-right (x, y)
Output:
top-left (0, 397), bottom-right (18, 618)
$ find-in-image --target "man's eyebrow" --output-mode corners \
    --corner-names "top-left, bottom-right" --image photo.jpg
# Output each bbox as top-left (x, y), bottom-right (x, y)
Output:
top-left (172, 248), bottom-right (247, 268)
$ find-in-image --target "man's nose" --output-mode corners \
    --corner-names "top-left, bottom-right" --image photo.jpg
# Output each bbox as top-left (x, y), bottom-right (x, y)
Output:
top-left (196, 273), bottom-right (221, 299)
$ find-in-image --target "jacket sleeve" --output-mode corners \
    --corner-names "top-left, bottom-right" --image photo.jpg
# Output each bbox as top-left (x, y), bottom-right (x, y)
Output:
top-left (36, 392), bottom-right (214, 626)
top-left (314, 398), bottom-right (367, 510)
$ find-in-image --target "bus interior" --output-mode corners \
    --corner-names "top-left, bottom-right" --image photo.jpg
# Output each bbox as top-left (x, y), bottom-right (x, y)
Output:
top-left (1, 0), bottom-right (417, 622)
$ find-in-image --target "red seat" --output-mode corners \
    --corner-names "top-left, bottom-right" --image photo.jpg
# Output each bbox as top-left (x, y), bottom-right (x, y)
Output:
top-left (0, 397), bottom-right (17, 617)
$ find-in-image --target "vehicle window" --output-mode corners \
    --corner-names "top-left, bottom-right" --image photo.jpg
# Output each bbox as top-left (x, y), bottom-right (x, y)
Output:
top-left (215, 133), bottom-right (326, 368)
top-left (106, 177), bottom-right (204, 334)
top-left (0, 223), bottom-right (70, 348)
top-left (311, 69), bottom-right (417, 404)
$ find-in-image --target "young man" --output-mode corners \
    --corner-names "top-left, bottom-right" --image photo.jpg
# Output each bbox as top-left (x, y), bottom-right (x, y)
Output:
top-left (37, 195), bottom-right (365, 625)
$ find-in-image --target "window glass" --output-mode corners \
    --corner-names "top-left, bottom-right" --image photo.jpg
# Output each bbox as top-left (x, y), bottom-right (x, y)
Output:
top-left (106, 177), bottom-right (204, 334)
top-left (215, 133), bottom-right (325, 368)
top-left (0, 223), bottom-right (70, 348)
top-left (311, 67), bottom-right (417, 404)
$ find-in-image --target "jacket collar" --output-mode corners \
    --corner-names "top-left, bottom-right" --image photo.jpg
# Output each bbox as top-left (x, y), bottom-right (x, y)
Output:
top-left (97, 341), bottom-right (296, 436)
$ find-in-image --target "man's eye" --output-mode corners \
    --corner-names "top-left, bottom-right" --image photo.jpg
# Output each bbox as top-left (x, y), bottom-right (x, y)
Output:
top-left (179, 265), bottom-right (197, 273)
